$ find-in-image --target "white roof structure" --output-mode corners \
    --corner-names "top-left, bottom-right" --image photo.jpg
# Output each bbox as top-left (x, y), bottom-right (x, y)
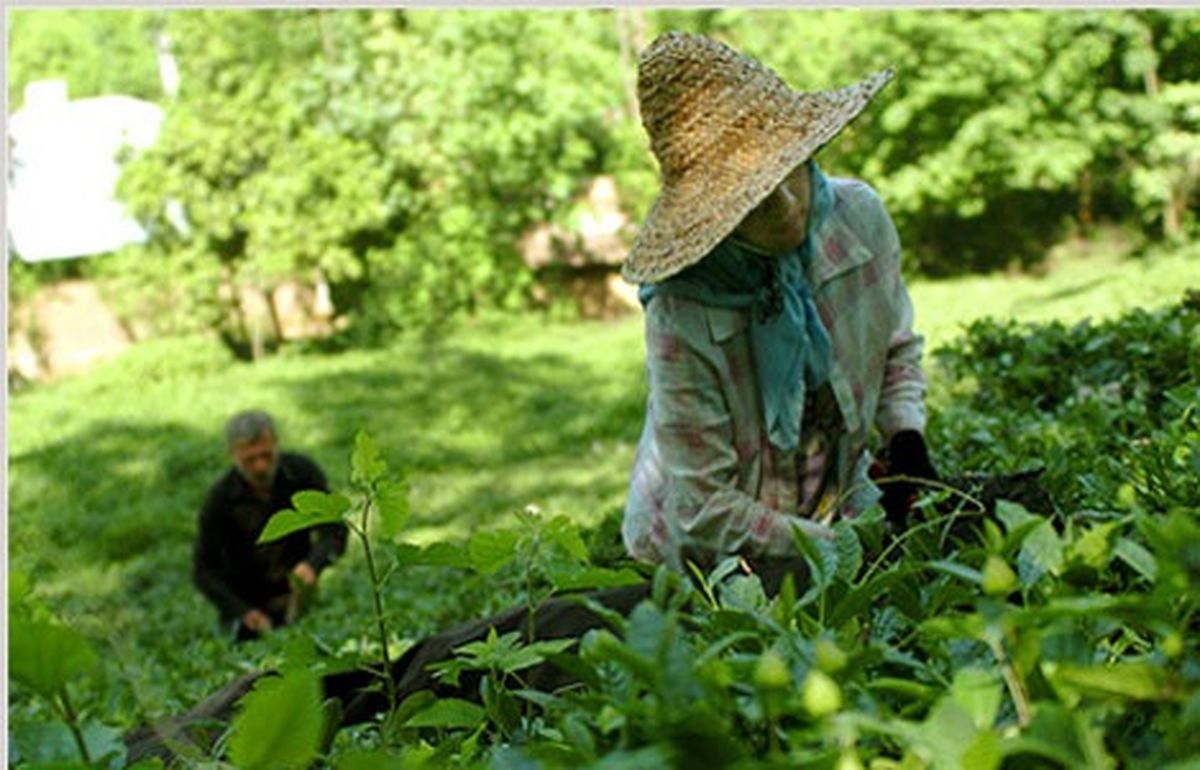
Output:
top-left (7, 79), bottom-right (164, 262)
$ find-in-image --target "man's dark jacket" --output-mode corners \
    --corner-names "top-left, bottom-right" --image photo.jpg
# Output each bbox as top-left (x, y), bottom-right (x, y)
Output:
top-left (193, 452), bottom-right (347, 622)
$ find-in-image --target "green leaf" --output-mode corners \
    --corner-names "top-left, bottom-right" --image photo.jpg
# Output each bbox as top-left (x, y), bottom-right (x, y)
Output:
top-left (918, 698), bottom-right (1001, 770)
top-left (1069, 522), bottom-right (1116, 569)
top-left (9, 618), bottom-right (97, 698)
top-left (351, 430), bottom-right (387, 486)
top-left (258, 507), bottom-right (346, 544)
top-left (1018, 520), bottom-right (1064, 583)
top-left (995, 499), bottom-right (1035, 532)
top-left (1043, 661), bottom-right (1176, 703)
top-left (292, 489), bottom-right (352, 518)
top-left (394, 541), bottom-right (470, 569)
top-left (835, 520), bottom-right (863, 583)
top-left (544, 565), bottom-right (646, 592)
top-left (403, 698), bottom-right (485, 729)
top-left (8, 720), bottom-right (126, 766)
top-left (228, 669), bottom-right (324, 770)
top-left (949, 668), bottom-right (1002, 730)
top-left (1114, 537), bottom-right (1158, 582)
top-left (376, 478), bottom-right (410, 539)
top-left (927, 559), bottom-right (984, 585)
top-left (543, 515), bottom-right (589, 562)
top-left (468, 529), bottom-right (520, 575)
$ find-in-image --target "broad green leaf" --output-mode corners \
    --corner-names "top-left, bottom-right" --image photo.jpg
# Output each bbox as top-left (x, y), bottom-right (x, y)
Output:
top-left (961, 730), bottom-right (1003, 770)
top-left (228, 669), bottom-right (324, 770)
top-left (468, 529), bottom-right (520, 575)
top-left (351, 430), bottom-right (387, 486)
top-left (918, 699), bottom-right (986, 770)
top-left (1069, 522), bottom-right (1116, 569)
top-left (544, 565), bottom-right (646, 592)
top-left (258, 507), bottom-right (346, 544)
top-left (1043, 661), bottom-right (1175, 703)
top-left (543, 515), bottom-right (589, 562)
top-left (9, 720), bottom-right (124, 766)
top-left (995, 499), bottom-right (1035, 532)
top-left (9, 618), bottom-right (97, 698)
top-left (394, 541), bottom-right (470, 569)
top-left (1018, 521), bottom-right (1064, 583)
top-left (927, 559), bottom-right (983, 585)
top-left (404, 697), bottom-right (485, 729)
top-left (949, 668), bottom-right (1002, 730)
top-left (376, 479), bottom-right (410, 539)
top-left (1022, 702), bottom-right (1117, 769)
top-left (835, 521), bottom-right (863, 583)
top-left (718, 573), bottom-right (768, 611)
top-left (1113, 537), bottom-right (1158, 582)
top-left (921, 612), bottom-right (987, 641)
top-left (292, 489), bottom-right (352, 518)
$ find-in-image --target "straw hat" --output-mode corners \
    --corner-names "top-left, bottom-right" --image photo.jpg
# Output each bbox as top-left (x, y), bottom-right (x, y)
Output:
top-left (622, 31), bottom-right (894, 284)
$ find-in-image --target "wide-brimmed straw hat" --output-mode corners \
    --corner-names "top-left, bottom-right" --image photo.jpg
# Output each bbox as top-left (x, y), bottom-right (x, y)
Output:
top-left (622, 31), bottom-right (894, 284)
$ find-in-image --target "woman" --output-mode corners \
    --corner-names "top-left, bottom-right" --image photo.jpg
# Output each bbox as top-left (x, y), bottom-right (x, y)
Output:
top-left (621, 32), bottom-right (937, 587)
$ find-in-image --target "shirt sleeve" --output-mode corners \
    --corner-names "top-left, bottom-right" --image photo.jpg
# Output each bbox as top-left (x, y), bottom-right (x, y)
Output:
top-left (192, 488), bottom-right (253, 620)
top-left (644, 297), bottom-right (829, 559)
top-left (857, 189), bottom-right (928, 439)
top-left (293, 455), bottom-right (348, 572)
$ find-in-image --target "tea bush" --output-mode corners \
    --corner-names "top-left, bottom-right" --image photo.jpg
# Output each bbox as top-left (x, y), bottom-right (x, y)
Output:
top-left (9, 295), bottom-right (1200, 769)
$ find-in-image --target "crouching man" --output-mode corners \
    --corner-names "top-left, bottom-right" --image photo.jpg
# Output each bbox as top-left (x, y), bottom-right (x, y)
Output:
top-left (193, 410), bottom-right (347, 641)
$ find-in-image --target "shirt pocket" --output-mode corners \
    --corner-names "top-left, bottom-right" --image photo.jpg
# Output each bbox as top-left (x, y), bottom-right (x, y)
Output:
top-left (705, 305), bottom-right (749, 345)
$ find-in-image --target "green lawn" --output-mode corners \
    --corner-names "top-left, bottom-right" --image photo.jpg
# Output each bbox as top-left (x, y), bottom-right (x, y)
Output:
top-left (909, 237), bottom-right (1199, 351)
top-left (6, 239), bottom-right (1198, 727)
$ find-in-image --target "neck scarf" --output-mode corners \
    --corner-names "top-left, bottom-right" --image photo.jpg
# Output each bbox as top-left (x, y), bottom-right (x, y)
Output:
top-left (639, 163), bottom-right (834, 452)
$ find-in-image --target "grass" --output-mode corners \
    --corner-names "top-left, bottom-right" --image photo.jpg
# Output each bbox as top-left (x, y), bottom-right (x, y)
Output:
top-left (6, 237), bottom-right (1198, 729)
top-left (909, 235), bottom-right (1199, 351)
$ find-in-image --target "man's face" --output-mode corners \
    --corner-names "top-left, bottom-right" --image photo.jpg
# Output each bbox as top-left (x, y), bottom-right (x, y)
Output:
top-left (732, 162), bottom-right (812, 255)
top-left (231, 432), bottom-right (279, 492)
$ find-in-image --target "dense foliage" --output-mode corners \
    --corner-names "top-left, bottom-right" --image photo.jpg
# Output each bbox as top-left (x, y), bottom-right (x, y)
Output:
top-left (8, 294), bottom-right (1199, 768)
top-left (9, 9), bottom-right (1199, 350)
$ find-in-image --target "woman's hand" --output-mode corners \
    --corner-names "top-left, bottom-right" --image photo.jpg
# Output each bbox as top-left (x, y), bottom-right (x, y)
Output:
top-left (878, 430), bottom-right (939, 531)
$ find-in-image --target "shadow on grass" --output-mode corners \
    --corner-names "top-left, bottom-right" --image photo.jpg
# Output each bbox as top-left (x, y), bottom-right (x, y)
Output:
top-left (9, 419), bottom-right (222, 565)
top-left (277, 340), bottom-right (647, 531)
top-left (1013, 275), bottom-right (1114, 310)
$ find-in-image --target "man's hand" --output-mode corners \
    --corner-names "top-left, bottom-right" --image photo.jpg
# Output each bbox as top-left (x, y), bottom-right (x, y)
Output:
top-left (879, 430), bottom-right (939, 531)
top-left (291, 561), bottom-right (317, 587)
top-left (241, 608), bottom-right (274, 633)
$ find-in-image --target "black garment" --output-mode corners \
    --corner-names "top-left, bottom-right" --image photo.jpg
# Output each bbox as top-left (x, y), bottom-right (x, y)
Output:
top-left (193, 452), bottom-right (347, 623)
top-left (877, 429), bottom-right (939, 531)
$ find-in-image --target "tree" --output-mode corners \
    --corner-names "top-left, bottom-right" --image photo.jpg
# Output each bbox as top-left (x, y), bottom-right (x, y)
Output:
top-left (7, 9), bottom-right (165, 108)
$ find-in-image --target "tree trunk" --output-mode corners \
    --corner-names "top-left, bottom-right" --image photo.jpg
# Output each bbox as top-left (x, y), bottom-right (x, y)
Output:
top-left (264, 286), bottom-right (285, 344)
top-left (615, 9), bottom-right (639, 123)
top-left (1079, 165), bottom-right (1093, 237)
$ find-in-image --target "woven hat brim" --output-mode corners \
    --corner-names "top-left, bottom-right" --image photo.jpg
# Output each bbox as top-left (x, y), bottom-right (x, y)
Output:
top-left (623, 69), bottom-right (893, 285)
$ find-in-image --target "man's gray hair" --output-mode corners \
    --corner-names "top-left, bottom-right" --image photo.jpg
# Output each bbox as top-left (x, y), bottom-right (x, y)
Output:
top-left (225, 410), bottom-right (277, 448)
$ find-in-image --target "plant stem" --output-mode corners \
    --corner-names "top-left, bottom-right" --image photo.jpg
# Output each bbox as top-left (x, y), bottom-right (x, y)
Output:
top-left (56, 687), bottom-right (92, 765)
top-left (987, 635), bottom-right (1032, 728)
top-left (359, 496), bottom-right (397, 712)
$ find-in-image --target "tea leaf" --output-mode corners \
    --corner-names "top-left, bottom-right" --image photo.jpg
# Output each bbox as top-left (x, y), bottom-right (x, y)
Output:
top-left (228, 669), bottom-right (324, 770)
top-left (9, 619), bottom-right (96, 698)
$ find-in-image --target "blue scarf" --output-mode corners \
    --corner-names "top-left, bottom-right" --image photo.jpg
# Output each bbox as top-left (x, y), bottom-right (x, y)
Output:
top-left (640, 163), bottom-right (834, 452)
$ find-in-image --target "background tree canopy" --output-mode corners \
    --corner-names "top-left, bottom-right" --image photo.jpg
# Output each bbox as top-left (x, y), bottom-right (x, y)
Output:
top-left (8, 8), bottom-right (1200, 350)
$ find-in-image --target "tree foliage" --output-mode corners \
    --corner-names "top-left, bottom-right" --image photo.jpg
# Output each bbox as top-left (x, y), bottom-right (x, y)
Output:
top-left (9, 9), bottom-right (1200, 347)
top-left (7, 9), bottom-right (165, 108)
